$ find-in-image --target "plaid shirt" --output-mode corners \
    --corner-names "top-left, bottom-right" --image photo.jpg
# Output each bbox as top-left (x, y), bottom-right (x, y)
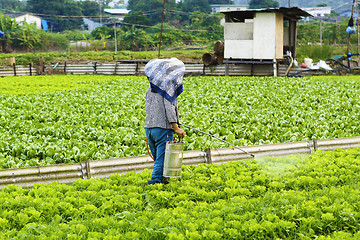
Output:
top-left (144, 87), bottom-right (179, 129)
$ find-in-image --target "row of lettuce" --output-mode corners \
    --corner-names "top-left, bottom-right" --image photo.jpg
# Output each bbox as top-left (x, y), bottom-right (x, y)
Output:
top-left (1, 148), bottom-right (360, 239)
top-left (1, 75), bottom-right (360, 168)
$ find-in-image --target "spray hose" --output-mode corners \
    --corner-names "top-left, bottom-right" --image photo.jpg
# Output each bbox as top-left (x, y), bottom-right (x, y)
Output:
top-left (179, 123), bottom-right (255, 158)
top-left (146, 138), bottom-right (154, 161)
top-left (146, 124), bottom-right (255, 161)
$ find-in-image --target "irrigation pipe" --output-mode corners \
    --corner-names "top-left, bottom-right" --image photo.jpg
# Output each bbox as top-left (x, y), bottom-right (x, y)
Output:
top-left (179, 123), bottom-right (255, 158)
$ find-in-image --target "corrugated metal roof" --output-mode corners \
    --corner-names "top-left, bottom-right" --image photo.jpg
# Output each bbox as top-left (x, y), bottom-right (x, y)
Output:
top-left (104, 9), bottom-right (130, 15)
top-left (221, 7), bottom-right (313, 19)
top-left (5, 12), bottom-right (29, 18)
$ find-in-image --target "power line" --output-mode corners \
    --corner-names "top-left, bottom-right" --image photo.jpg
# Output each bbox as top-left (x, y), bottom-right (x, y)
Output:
top-left (1, 9), bottom-right (222, 32)
top-left (1, 8), bottom-right (220, 20)
top-left (1, 7), bottom-right (223, 34)
top-left (119, 21), bottom-right (222, 33)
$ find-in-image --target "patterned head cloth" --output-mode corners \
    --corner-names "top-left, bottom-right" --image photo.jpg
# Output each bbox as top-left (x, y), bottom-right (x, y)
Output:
top-left (145, 58), bottom-right (185, 104)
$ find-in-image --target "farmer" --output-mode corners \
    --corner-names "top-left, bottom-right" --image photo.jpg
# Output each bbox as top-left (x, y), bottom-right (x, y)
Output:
top-left (144, 58), bottom-right (186, 185)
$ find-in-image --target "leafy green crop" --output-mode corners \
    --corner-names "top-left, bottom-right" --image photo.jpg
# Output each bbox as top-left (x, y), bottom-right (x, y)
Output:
top-left (0, 75), bottom-right (98, 95)
top-left (1, 148), bottom-right (360, 239)
top-left (1, 75), bottom-right (360, 168)
top-left (182, 75), bottom-right (360, 148)
top-left (0, 75), bottom-right (147, 168)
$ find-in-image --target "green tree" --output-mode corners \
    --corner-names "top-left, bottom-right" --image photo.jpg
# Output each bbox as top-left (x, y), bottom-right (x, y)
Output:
top-left (27, 0), bottom-right (83, 32)
top-left (119, 25), bottom-right (145, 50)
top-left (297, 19), bottom-right (350, 46)
top-left (148, 23), bottom-right (181, 46)
top-left (249, 0), bottom-right (280, 9)
top-left (127, 0), bottom-right (177, 25)
top-left (187, 12), bottom-right (223, 44)
top-left (18, 21), bottom-right (41, 51)
top-left (91, 25), bottom-right (114, 39)
top-left (316, 3), bottom-right (328, 7)
top-left (80, 0), bottom-right (100, 17)
top-left (0, 14), bottom-right (20, 52)
top-left (0, 0), bottom-right (26, 12)
top-left (188, 11), bottom-right (219, 29)
top-left (122, 11), bottom-right (152, 29)
top-left (329, 10), bottom-right (340, 17)
top-left (178, 0), bottom-right (211, 13)
top-left (96, 0), bottom-right (114, 8)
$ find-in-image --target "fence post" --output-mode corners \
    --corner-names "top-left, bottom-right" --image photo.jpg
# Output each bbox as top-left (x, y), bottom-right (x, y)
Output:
top-left (204, 148), bottom-right (212, 164)
top-left (13, 63), bottom-right (16, 76)
top-left (225, 63), bottom-right (229, 76)
top-left (313, 139), bottom-right (318, 151)
top-left (135, 62), bottom-right (139, 75)
top-left (93, 62), bottom-right (97, 74)
top-left (307, 140), bottom-right (319, 154)
top-left (114, 61), bottom-right (117, 75)
top-left (29, 63), bottom-right (32, 76)
top-left (64, 62), bottom-right (67, 74)
top-left (80, 160), bottom-right (91, 179)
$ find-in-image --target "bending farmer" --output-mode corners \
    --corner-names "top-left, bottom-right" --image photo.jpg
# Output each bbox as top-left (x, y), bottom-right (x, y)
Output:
top-left (144, 58), bottom-right (186, 184)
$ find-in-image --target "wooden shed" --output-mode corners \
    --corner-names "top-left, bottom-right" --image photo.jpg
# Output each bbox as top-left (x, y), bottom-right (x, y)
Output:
top-left (221, 7), bottom-right (311, 75)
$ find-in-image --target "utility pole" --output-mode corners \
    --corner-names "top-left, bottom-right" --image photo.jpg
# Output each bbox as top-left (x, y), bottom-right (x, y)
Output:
top-left (158, 0), bottom-right (166, 58)
top-left (320, 19), bottom-right (322, 46)
top-left (288, 0), bottom-right (290, 7)
top-left (99, 1), bottom-right (102, 24)
top-left (357, 0), bottom-right (359, 65)
top-left (114, 21), bottom-right (117, 53)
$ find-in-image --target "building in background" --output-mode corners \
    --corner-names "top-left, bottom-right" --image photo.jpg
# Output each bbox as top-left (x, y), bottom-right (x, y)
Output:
top-left (302, 6), bottom-right (331, 19)
top-left (221, 7), bottom-right (311, 76)
top-left (7, 12), bottom-right (53, 31)
top-left (82, 18), bottom-right (104, 32)
top-left (104, 9), bottom-right (130, 22)
top-left (7, 12), bottom-right (42, 29)
top-left (211, 5), bottom-right (248, 14)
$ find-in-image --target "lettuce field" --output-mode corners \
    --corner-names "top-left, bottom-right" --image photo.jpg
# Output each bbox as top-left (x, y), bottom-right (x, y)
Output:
top-left (1, 148), bottom-right (360, 239)
top-left (1, 75), bottom-right (360, 239)
top-left (1, 75), bottom-right (360, 168)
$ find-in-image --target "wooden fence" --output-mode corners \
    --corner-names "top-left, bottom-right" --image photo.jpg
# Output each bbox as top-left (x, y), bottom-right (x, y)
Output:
top-left (0, 62), bottom-right (322, 77)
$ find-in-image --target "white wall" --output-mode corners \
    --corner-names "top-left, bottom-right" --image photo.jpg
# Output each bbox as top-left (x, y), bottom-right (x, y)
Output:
top-left (15, 14), bottom-right (42, 29)
top-left (224, 20), bottom-right (254, 59)
top-left (224, 12), bottom-right (283, 60)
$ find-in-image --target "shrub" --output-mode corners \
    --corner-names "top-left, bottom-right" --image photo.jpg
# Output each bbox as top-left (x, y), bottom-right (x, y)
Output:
top-left (37, 32), bottom-right (69, 51)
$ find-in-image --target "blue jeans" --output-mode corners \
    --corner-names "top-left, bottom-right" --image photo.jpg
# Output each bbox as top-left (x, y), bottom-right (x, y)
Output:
top-left (145, 128), bottom-right (174, 184)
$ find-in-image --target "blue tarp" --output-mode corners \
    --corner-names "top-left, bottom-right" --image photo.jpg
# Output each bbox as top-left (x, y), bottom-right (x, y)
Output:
top-left (41, 20), bottom-right (48, 31)
top-left (0, 31), bottom-right (4, 38)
